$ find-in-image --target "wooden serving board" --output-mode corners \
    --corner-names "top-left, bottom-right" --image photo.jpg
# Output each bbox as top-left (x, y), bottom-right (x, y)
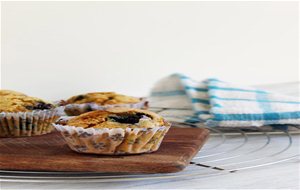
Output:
top-left (0, 128), bottom-right (209, 174)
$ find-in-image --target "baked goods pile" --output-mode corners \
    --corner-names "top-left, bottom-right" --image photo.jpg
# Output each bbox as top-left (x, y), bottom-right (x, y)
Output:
top-left (0, 89), bottom-right (170, 155)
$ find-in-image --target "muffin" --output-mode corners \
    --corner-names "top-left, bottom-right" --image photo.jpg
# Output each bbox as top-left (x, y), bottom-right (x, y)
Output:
top-left (60, 92), bottom-right (148, 116)
top-left (0, 90), bottom-right (58, 137)
top-left (54, 108), bottom-right (171, 155)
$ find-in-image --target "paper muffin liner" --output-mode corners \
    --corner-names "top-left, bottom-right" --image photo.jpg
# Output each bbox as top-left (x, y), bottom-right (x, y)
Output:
top-left (0, 110), bottom-right (59, 137)
top-left (53, 123), bottom-right (171, 155)
top-left (63, 98), bottom-right (148, 116)
top-left (54, 105), bottom-right (68, 116)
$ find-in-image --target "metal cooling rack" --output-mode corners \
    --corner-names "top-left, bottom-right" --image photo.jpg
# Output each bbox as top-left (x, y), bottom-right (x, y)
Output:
top-left (1, 107), bottom-right (299, 183)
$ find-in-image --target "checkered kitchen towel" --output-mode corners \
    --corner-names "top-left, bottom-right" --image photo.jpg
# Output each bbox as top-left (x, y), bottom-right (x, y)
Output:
top-left (150, 74), bottom-right (300, 128)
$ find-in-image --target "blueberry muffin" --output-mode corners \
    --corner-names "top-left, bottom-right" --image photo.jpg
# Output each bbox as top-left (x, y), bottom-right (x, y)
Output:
top-left (54, 108), bottom-right (170, 155)
top-left (60, 92), bottom-right (148, 116)
top-left (0, 90), bottom-right (58, 137)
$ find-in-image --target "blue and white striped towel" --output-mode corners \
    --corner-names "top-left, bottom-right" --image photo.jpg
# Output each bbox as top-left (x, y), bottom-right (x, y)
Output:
top-left (150, 74), bottom-right (300, 128)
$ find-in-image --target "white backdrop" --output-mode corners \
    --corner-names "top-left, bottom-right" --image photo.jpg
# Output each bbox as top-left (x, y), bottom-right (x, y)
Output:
top-left (1, 1), bottom-right (299, 101)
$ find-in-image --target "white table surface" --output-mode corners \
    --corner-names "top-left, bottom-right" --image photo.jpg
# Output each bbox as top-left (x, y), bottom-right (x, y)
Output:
top-left (1, 82), bottom-right (299, 190)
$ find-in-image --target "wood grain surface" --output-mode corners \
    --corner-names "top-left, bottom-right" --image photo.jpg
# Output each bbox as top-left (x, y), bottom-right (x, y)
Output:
top-left (0, 128), bottom-right (209, 174)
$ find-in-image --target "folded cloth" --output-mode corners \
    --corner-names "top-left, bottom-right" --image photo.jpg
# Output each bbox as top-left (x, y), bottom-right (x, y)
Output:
top-left (150, 74), bottom-right (300, 129)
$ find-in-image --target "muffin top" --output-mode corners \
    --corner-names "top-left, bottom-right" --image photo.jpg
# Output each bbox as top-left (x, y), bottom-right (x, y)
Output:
top-left (0, 91), bottom-right (55, 112)
top-left (0, 89), bottom-right (27, 97)
top-left (64, 92), bottom-right (141, 105)
top-left (66, 108), bottom-right (168, 129)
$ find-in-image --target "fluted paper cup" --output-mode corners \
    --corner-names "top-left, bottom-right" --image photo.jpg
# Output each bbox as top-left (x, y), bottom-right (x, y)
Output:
top-left (53, 122), bottom-right (170, 155)
top-left (0, 110), bottom-right (59, 137)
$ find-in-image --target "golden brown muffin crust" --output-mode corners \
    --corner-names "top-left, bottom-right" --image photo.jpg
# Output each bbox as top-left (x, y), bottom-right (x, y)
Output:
top-left (0, 89), bottom-right (27, 97)
top-left (0, 93), bottom-right (54, 112)
top-left (65, 92), bottom-right (140, 105)
top-left (66, 108), bottom-right (167, 129)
